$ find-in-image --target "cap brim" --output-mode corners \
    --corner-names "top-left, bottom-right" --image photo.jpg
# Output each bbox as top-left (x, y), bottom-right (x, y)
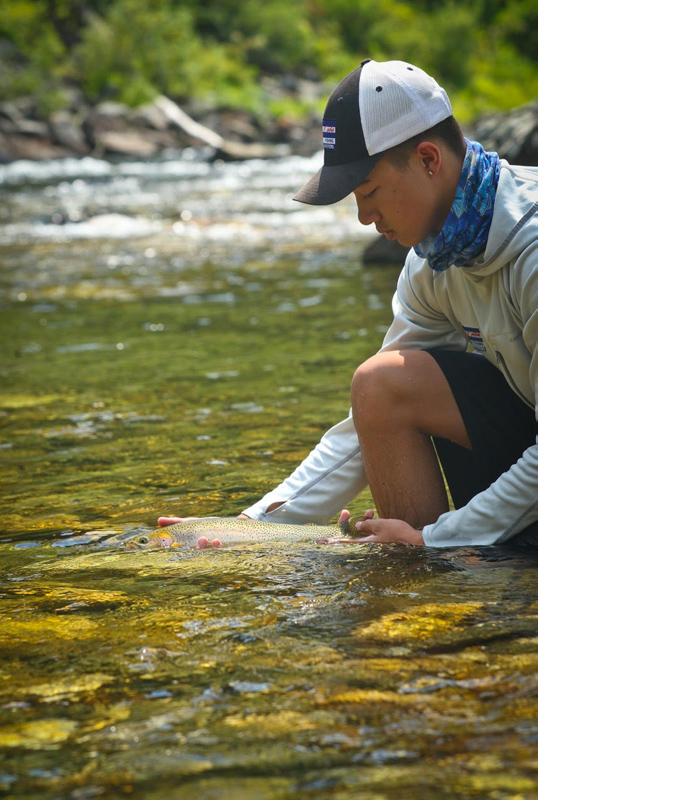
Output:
top-left (293, 154), bottom-right (382, 205)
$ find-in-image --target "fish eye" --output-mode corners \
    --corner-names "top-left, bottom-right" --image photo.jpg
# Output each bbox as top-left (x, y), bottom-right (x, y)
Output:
top-left (138, 536), bottom-right (149, 544)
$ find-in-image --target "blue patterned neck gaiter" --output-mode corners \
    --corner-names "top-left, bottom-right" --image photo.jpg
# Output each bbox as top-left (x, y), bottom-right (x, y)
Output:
top-left (414, 139), bottom-right (501, 272)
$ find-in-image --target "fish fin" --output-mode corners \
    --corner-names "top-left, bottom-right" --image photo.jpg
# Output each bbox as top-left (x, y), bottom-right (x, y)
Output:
top-left (338, 514), bottom-right (373, 538)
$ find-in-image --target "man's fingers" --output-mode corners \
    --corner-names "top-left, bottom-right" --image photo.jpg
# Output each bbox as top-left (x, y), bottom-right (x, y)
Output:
top-left (158, 516), bottom-right (198, 527)
top-left (158, 516), bottom-right (183, 527)
top-left (354, 519), bottom-right (379, 535)
top-left (195, 537), bottom-right (222, 549)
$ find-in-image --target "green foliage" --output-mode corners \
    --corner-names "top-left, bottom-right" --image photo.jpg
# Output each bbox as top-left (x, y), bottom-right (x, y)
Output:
top-left (367, 2), bottom-right (480, 89)
top-left (0, 0), bottom-right (69, 107)
top-left (309, 0), bottom-right (536, 118)
top-left (0, 0), bottom-right (537, 119)
top-left (72, 0), bottom-right (253, 105)
top-left (230, 0), bottom-right (317, 74)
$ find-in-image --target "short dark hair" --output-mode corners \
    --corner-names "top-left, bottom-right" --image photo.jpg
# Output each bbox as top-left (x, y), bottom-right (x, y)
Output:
top-left (381, 116), bottom-right (466, 169)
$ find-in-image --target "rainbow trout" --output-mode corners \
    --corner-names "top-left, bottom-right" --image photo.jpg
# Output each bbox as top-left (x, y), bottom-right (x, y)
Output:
top-left (126, 516), bottom-right (363, 550)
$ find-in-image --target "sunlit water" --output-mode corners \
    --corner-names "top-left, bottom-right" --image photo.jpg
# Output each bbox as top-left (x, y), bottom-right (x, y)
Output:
top-left (0, 151), bottom-right (537, 799)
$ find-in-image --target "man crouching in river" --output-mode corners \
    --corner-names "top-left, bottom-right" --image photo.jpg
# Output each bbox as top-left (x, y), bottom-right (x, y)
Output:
top-left (159, 59), bottom-right (537, 550)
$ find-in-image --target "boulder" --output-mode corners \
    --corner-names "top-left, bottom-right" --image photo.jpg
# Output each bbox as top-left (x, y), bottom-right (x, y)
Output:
top-left (464, 101), bottom-right (538, 166)
top-left (362, 236), bottom-right (411, 267)
top-left (0, 131), bottom-right (72, 163)
top-left (91, 129), bottom-right (160, 158)
top-left (48, 110), bottom-right (90, 155)
top-left (131, 102), bottom-right (171, 132)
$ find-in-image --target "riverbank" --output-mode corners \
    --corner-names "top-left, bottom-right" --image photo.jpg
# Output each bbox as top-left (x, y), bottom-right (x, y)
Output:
top-left (0, 78), bottom-right (537, 167)
top-left (0, 76), bottom-right (326, 164)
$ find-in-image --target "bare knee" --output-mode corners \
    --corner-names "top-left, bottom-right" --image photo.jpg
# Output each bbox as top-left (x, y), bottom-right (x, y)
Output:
top-left (351, 350), bottom-right (433, 423)
top-left (351, 350), bottom-right (471, 448)
top-left (352, 352), bottom-right (396, 405)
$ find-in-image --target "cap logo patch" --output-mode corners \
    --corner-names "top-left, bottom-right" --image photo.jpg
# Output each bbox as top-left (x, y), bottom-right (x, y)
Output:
top-left (322, 120), bottom-right (336, 150)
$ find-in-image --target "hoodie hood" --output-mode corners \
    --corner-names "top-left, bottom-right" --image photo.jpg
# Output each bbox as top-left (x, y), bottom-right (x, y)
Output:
top-left (463, 162), bottom-right (538, 278)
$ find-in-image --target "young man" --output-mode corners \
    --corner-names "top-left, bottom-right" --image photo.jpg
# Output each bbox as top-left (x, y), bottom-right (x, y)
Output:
top-left (160, 59), bottom-right (537, 548)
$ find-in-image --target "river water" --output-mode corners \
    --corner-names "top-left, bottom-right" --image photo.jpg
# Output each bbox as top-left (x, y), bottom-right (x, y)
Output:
top-left (0, 150), bottom-right (537, 799)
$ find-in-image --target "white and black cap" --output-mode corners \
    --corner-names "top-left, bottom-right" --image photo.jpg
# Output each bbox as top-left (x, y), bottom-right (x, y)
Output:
top-left (293, 59), bottom-right (453, 206)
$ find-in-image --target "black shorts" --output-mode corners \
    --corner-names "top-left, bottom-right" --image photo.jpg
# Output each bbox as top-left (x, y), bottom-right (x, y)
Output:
top-left (426, 348), bottom-right (538, 547)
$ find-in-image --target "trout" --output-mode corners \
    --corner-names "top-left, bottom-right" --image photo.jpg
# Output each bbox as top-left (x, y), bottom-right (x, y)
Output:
top-left (126, 516), bottom-right (363, 550)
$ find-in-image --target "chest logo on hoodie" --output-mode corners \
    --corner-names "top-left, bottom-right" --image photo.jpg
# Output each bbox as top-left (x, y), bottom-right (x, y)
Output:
top-left (462, 326), bottom-right (487, 354)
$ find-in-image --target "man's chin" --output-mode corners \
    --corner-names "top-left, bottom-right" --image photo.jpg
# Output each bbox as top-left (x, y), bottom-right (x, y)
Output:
top-left (394, 233), bottom-right (416, 248)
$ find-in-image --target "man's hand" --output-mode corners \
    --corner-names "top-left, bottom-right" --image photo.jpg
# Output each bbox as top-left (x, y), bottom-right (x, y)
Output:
top-left (157, 516), bottom-right (197, 527)
top-left (316, 508), bottom-right (424, 546)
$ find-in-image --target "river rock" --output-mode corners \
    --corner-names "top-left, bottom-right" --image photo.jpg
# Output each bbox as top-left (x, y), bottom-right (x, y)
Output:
top-left (91, 129), bottom-right (160, 158)
top-left (465, 101), bottom-right (538, 166)
top-left (130, 102), bottom-right (171, 132)
top-left (362, 236), bottom-right (411, 267)
top-left (0, 101), bottom-right (72, 162)
top-left (85, 101), bottom-right (181, 156)
top-left (199, 108), bottom-right (259, 142)
top-left (48, 110), bottom-right (90, 155)
top-left (0, 131), bottom-right (72, 162)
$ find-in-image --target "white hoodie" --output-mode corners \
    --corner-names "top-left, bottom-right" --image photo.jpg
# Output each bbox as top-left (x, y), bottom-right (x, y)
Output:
top-left (243, 162), bottom-right (538, 546)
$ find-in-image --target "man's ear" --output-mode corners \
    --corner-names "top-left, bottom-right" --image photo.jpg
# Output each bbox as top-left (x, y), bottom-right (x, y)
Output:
top-left (415, 141), bottom-right (442, 176)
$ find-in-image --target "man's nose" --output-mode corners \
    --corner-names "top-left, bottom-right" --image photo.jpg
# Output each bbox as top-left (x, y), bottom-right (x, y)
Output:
top-left (356, 202), bottom-right (380, 227)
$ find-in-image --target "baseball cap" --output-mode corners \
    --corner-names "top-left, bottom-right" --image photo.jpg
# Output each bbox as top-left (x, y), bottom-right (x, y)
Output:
top-left (293, 59), bottom-right (453, 205)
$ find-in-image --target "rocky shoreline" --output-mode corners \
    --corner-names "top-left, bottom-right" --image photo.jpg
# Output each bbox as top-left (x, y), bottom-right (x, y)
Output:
top-left (0, 77), bottom-right (328, 164)
top-left (0, 80), bottom-right (536, 168)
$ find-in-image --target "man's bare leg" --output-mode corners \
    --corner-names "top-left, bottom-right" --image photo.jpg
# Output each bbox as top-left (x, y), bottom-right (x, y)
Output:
top-left (351, 349), bottom-right (471, 529)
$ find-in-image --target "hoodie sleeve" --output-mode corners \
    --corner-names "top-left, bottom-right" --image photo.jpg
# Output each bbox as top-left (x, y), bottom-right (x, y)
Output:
top-left (421, 440), bottom-right (538, 546)
top-left (241, 255), bottom-right (464, 524)
top-left (422, 249), bottom-right (538, 547)
top-left (241, 413), bottom-right (368, 525)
